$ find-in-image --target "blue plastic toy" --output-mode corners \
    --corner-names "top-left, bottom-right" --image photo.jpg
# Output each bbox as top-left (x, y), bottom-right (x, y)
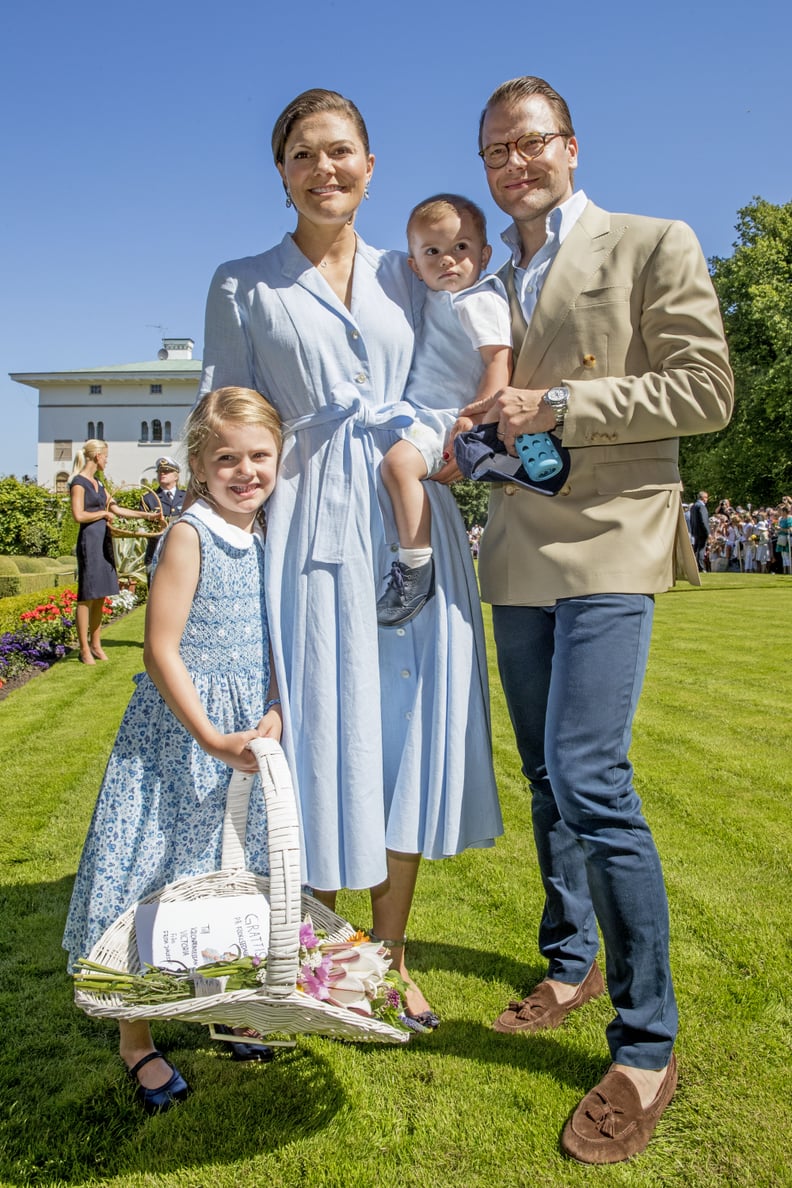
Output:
top-left (515, 432), bottom-right (563, 481)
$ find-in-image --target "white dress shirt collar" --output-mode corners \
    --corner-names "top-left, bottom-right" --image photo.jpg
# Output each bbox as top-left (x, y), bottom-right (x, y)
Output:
top-left (501, 189), bottom-right (589, 265)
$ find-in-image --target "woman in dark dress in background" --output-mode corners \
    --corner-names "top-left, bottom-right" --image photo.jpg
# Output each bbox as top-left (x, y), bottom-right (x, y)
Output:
top-left (69, 439), bottom-right (161, 665)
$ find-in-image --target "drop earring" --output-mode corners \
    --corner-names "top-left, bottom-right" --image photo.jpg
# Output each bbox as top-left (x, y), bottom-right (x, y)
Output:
top-left (363, 184), bottom-right (370, 200)
top-left (285, 189), bottom-right (293, 209)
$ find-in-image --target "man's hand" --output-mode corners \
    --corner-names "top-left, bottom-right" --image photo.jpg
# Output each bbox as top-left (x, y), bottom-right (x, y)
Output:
top-left (493, 388), bottom-right (557, 454)
top-left (460, 388), bottom-right (557, 455)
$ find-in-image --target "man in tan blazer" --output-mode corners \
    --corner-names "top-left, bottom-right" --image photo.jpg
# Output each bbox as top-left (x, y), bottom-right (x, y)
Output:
top-left (473, 76), bottom-right (733, 1164)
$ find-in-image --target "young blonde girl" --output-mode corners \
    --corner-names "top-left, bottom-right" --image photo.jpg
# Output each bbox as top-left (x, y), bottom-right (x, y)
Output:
top-left (64, 388), bottom-right (283, 1112)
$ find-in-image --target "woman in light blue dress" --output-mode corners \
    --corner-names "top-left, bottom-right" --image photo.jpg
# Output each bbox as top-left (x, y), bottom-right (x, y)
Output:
top-left (199, 89), bottom-right (502, 1026)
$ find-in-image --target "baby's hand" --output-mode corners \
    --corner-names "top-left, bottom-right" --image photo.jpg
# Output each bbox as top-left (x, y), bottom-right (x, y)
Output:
top-left (448, 415), bottom-right (474, 444)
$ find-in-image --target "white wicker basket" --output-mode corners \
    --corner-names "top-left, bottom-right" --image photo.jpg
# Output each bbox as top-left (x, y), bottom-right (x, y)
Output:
top-left (75, 737), bottom-right (409, 1044)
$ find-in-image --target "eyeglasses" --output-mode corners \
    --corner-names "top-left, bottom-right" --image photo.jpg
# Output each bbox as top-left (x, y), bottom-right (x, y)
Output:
top-left (478, 131), bottom-right (567, 170)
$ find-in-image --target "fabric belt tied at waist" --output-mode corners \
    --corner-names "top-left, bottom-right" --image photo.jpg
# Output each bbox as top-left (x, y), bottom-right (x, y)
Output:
top-left (283, 382), bottom-right (414, 564)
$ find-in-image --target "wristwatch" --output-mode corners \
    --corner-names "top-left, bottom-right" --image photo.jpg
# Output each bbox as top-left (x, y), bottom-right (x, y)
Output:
top-left (542, 385), bottom-right (570, 429)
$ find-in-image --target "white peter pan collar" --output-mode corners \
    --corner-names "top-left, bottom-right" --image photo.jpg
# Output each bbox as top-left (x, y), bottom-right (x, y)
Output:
top-left (189, 499), bottom-right (265, 549)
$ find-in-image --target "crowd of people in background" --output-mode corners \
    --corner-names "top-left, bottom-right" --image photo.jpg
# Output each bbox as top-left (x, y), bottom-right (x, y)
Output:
top-left (469, 497), bottom-right (792, 576)
top-left (685, 493), bottom-right (791, 573)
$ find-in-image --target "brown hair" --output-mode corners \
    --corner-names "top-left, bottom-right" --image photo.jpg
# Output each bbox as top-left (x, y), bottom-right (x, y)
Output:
top-left (183, 387), bottom-right (282, 505)
top-left (271, 88), bottom-right (370, 166)
top-left (478, 76), bottom-right (575, 149)
top-left (407, 193), bottom-right (488, 248)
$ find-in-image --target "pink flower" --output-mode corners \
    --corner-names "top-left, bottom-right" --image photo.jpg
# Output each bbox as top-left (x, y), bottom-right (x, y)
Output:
top-left (299, 955), bottom-right (332, 1001)
top-left (299, 920), bottom-right (320, 950)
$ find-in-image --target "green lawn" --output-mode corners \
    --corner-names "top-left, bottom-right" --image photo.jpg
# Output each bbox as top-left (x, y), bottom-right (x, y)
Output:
top-left (1, 575), bottom-right (790, 1187)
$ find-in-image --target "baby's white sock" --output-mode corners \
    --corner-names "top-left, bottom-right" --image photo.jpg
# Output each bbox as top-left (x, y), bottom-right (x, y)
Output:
top-left (399, 546), bottom-right (433, 569)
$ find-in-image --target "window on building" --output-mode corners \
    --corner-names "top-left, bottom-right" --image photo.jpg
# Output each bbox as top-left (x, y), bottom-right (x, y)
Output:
top-left (150, 383), bottom-right (162, 394)
top-left (89, 384), bottom-right (102, 395)
top-left (140, 421), bottom-right (149, 442)
top-left (96, 421), bottom-right (104, 438)
top-left (87, 421), bottom-right (95, 439)
top-left (54, 440), bottom-right (71, 462)
top-left (152, 419), bottom-right (163, 443)
top-left (164, 421), bottom-right (172, 442)
top-left (55, 471), bottom-right (69, 494)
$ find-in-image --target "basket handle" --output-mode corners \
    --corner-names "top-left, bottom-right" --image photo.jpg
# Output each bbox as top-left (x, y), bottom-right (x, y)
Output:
top-left (222, 738), bottom-right (302, 997)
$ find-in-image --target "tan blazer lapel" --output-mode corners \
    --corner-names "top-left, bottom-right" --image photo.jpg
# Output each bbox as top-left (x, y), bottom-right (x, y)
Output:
top-left (506, 202), bottom-right (627, 385)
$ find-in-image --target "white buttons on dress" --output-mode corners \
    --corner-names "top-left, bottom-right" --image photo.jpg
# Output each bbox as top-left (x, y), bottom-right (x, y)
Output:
top-left (396, 628), bottom-right (406, 636)
top-left (350, 330), bottom-right (360, 340)
top-left (400, 669), bottom-right (410, 678)
top-left (355, 373), bottom-right (367, 384)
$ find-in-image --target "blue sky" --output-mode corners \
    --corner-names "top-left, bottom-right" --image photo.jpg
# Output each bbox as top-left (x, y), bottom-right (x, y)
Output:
top-left (2, 0), bottom-right (790, 479)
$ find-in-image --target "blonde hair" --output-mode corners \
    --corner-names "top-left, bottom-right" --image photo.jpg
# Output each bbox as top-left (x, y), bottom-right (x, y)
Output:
top-left (70, 438), bottom-right (107, 479)
top-left (183, 387), bottom-right (282, 506)
top-left (407, 193), bottom-right (488, 249)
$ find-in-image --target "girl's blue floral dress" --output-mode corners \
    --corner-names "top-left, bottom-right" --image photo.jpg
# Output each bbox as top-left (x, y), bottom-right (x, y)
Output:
top-left (63, 501), bottom-right (272, 970)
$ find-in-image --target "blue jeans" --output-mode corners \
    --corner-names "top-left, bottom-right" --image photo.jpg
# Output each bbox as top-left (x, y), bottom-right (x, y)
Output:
top-left (492, 595), bottom-right (677, 1068)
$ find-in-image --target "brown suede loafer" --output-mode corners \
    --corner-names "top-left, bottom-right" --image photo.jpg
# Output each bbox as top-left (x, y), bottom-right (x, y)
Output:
top-left (561, 1053), bottom-right (678, 1164)
top-left (493, 961), bottom-right (605, 1034)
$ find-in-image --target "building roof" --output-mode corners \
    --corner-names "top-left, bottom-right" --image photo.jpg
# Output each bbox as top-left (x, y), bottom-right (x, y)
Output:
top-left (10, 358), bottom-right (202, 387)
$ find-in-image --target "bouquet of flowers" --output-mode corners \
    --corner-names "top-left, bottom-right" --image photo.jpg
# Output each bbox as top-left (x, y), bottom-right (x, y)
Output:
top-left (74, 916), bottom-right (408, 1032)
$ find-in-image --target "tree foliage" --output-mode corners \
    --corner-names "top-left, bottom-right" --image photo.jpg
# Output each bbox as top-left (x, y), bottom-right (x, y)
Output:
top-left (679, 197), bottom-right (792, 505)
top-left (450, 478), bottom-right (490, 529)
top-left (0, 477), bottom-right (62, 557)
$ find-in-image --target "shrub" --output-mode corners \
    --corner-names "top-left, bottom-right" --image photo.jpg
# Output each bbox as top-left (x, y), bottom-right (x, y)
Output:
top-left (0, 584), bottom-right (78, 633)
top-left (11, 558), bottom-right (50, 574)
top-left (0, 589), bottom-right (79, 684)
top-left (108, 485), bottom-right (151, 510)
top-left (0, 558), bottom-right (20, 599)
top-left (0, 585), bottom-right (138, 687)
top-left (0, 477), bottom-right (62, 557)
top-left (58, 510), bottom-right (79, 557)
top-left (0, 558), bottom-right (72, 597)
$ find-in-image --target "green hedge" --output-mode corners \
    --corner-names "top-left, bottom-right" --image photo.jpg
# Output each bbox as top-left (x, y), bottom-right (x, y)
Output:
top-left (0, 556), bottom-right (76, 598)
top-left (11, 558), bottom-right (50, 574)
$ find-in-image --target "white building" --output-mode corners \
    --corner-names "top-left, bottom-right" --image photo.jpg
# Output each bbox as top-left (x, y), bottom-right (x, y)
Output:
top-left (11, 338), bottom-right (201, 492)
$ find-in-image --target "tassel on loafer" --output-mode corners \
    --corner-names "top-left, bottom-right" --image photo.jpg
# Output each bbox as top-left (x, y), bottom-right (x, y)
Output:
top-left (127, 1050), bottom-right (189, 1114)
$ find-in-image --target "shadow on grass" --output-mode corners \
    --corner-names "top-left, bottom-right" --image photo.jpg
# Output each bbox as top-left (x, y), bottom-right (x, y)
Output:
top-left (392, 938), bottom-right (605, 1090)
top-left (65, 635), bottom-right (144, 657)
top-left (0, 882), bottom-right (600, 1184)
top-left (0, 876), bottom-right (346, 1184)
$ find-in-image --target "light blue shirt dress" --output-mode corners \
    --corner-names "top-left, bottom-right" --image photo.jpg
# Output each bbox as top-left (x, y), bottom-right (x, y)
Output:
top-left (199, 233), bottom-right (502, 891)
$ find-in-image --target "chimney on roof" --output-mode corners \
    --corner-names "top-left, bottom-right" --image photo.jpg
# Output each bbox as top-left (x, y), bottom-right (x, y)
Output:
top-left (157, 337), bottom-right (194, 360)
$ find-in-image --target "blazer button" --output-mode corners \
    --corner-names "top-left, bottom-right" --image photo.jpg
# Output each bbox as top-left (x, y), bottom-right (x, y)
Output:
top-left (504, 483), bottom-right (517, 496)
top-left (559, 484), bottom-right (572, 496)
